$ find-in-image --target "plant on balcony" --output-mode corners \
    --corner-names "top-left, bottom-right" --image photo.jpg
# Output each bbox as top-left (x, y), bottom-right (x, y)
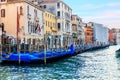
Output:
top-left (72, 33), bottom-right (77, 39)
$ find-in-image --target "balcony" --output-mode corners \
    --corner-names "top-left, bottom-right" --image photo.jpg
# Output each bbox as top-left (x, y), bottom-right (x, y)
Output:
top-left (65, 12), bottom-right (71, 22)
top-left (66, 28), bottom-right (71, 33)
top-left (27, 14), bottom-right (31, 20)
top-left (57, 16), bottom-right (60, 19)
top-left (51, 27), bottom-right (57, 32)
top-left (72, 21), bottom-right (77, 25)
top-left (36, 17), bottom-right (39, 22)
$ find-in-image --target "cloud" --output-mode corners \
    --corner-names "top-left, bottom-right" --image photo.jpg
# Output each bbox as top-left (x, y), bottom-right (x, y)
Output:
top-left (107, 2), bottom-right (120, 7)
top-left (72, 1), bottom-right (120, 28)
top-left (81, 2), bottom-right (120, 10)
top-left (83, 10), bottom-right (120, 28)
top-left (82, 4), bottom-right (104, 9)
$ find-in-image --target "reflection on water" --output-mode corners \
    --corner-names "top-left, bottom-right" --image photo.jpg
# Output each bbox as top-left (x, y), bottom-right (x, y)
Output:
top-left (0, 45), bottom-right (120, 80)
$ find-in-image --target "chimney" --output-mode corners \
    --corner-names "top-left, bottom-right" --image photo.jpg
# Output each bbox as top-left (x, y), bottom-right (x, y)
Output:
top-left (33, 0), bottom-right (38, 5)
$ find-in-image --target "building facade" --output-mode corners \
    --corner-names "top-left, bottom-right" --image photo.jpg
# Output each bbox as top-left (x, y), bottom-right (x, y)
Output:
top-left (72, 15), bottom-right (85, 45)
top-left (84, 23), bottom-right (94, 45)
top-left (88, 22), bottom-right (109, 45)
top-left (44, 10), bottom-right (57, 35)
top-left (38, 0), bottom-right (72, 47)
top-left (0, 0), bottom-right (44, 44)
top-left (109, 29), bottom-right (115, 45)
top-left (111, 28), bottom-right (120, 44)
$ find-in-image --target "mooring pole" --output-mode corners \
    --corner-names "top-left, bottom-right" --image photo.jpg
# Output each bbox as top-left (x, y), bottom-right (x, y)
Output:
top-left (44, 34), bottom-right (46, 65)
top-left (0, 42), bottom-right (2, 63)
top-left (18, 43), bottom-right (21, 65)
top-left (24, 38), bottom-right (25, 54)
top-left (0, 28), bottom-right (2, 63)
top-left (51, 35), bottom-right (53, 56)
top-left (17, 38), bottom-right (21, 65)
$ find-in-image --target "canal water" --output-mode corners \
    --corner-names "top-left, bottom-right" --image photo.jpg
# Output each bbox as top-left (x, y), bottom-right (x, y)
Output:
top-left (0, 45), bottom-right (120, 80)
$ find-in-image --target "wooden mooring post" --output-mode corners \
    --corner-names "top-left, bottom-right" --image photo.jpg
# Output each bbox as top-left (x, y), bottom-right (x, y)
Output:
top-left (44, 34), bottom-right (47, 65)
top-left (17, 44), bottom-right (21, 65)
top-left (17, 39), bottom-right (21, 65)
top-left (0, 44), bottom-right (2, 63)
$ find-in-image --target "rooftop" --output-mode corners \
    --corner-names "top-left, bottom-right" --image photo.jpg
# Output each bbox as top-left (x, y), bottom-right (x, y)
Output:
top-left (39, 0), bottom-right (72, 10)
top-left (39, 0), bottom-right (59, 4)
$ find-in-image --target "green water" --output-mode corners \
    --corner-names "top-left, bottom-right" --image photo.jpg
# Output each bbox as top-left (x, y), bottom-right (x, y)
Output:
top-left (0, 45), bottom-right (120, 80)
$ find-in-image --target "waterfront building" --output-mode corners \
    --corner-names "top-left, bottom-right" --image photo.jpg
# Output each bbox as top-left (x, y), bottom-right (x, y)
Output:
top-left (72, 15), bottom-right (85, 45)
top-left (111, 28), bottom-right (120, 44)
top-left (0, 0), bottom-right (44, 44)
top-left (88, 22), bottom-right (109, 45)
top-left (109, 29), bottom-right (115, 45)
top-left (44, 10), bottom-right (57, 35)
top-left (84, 23), bottom-right (94, 45)
top-left (44, 10), bottom-right (58, 49)
top-left (38, 0), bottom-right (72, 47)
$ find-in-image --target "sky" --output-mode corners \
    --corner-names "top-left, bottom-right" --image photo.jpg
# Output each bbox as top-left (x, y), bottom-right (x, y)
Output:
top-left (63, 0), bottom-right (120, 28)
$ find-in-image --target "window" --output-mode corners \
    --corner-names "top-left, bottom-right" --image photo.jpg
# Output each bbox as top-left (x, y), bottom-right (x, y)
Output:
top-left (36, 10), bottom-right (37, 17)
top-left (48, 22), bottom-right (49, 27)
top-left (46, 21), bottom-right (47, 26)
top-left (28, 21), bottom-right (31, 33)
top-left (57, 11), bottom-right (60, 18)
top-left (44, 5), bottom-right (46, 9)
top-left (50, 23), bottom-right (52, 27)
top-left (20, 6), bottom-right (23, 15)
top-left (57, 2), bottom-right (60, 8)
top-left (33, 39), bottom-right (36, 45)
top-left (31, 23), bottom-right (33, 33)
top-left (33, 24), bottom-right (35, 33)
top-left (39, 6), bottom-right (42, 8)
top-left (58, 23), bottom-right (61, 30)
top-left (27, 6), bottom-right (29, 15)
top-left (1, 0), bottom-right (6, 2)
top-left (48, 14), bottom-right (49, 18)
top-left (45, 13), bottom-right (47, 16)
top-left (47, 21), bottom-right (49, 27)
top-left (1, 9), bottom-right (5, 17)
top-left (34, 9), bottom-right (37, 17)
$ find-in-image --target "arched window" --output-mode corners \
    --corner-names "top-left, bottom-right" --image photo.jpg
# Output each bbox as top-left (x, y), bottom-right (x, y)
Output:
top-left (28, 21), bottom-right (31, 33)
top-left (20, 6), bottom-right (23, 15)
top-left (1, 9), bottom-right (5, 17)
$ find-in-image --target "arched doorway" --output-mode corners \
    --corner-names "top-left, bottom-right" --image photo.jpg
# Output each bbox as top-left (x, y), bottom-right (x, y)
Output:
top-left (1, 23), bottom-right (4, 32)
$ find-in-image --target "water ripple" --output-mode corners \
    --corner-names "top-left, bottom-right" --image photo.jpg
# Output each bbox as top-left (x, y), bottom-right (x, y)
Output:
top-left (0, 45), bottom-right (120, 80)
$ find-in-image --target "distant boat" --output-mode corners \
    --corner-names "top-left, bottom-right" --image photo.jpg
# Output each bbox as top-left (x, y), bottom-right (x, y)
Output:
top-left (116, 49), bottom-right (120, 57)
top-left (114, 43), bottom-right (117, 45)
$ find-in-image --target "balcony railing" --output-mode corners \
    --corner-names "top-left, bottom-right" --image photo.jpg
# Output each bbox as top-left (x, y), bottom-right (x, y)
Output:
top-left (57, 16), bottom-right (60, 19)
top-left (36, 17), bottom-right (39, 22)
top-left (27, 14), bottom-right (31, 20)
